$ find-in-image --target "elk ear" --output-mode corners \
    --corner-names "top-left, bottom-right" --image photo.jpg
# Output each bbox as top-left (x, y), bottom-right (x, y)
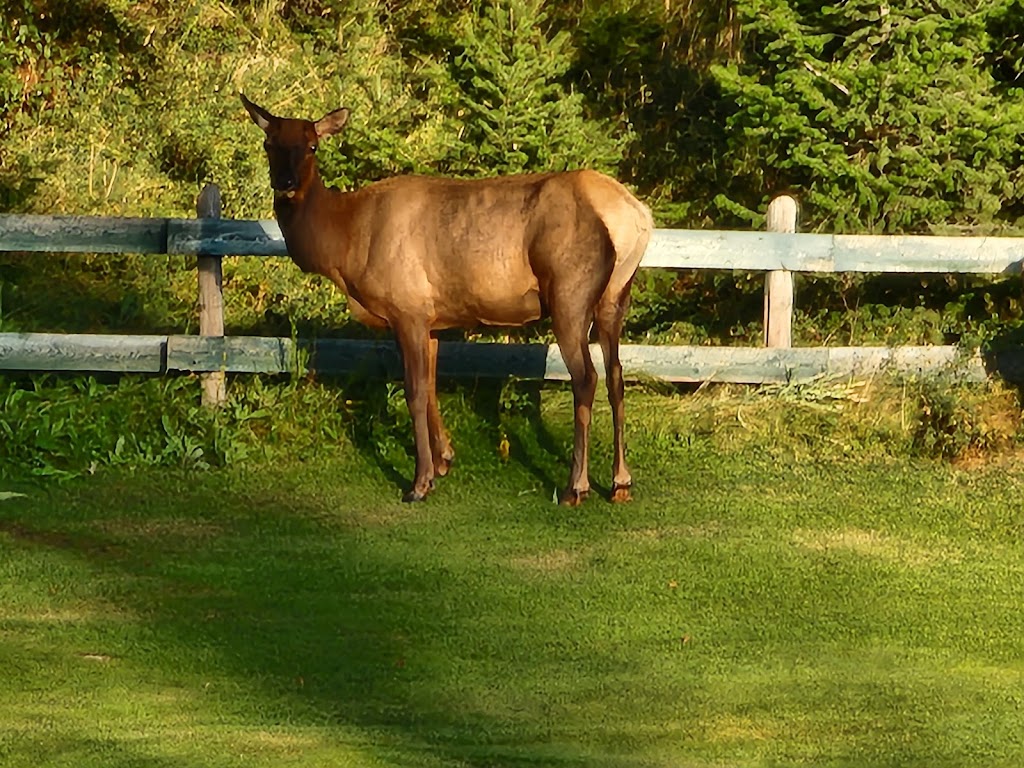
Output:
top-left (240, 93), bottom-right (272, 132)
top-left (315, 108), bottom-right (350, 139)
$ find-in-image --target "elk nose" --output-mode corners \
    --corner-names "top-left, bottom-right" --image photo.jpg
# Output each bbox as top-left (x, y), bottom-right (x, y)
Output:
top-left (274, 175), bottom-right (297, 191)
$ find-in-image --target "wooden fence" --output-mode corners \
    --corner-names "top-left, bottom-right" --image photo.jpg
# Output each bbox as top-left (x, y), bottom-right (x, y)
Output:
top-left (3, 187), bottom-right (1024, 406)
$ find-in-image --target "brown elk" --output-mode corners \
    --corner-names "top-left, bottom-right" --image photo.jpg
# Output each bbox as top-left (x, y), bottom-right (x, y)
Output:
top-left (241, 94), bottom-right (652, 504)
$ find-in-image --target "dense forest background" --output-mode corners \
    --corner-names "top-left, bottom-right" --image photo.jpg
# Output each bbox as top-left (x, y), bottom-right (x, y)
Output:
top-left (2, 0), bottom-right (1024, 345)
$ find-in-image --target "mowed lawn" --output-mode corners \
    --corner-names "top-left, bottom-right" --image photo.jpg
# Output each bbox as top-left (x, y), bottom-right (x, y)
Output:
top-left (2, 388), bottom-right (1024, 767)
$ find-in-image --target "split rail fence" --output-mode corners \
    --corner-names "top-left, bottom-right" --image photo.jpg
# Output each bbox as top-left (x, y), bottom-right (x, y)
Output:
top-left (3, 186), bottom-right (1024, 406)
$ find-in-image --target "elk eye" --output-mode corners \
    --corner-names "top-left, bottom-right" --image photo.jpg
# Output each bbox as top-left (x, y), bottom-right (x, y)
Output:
top-left (310, 145), bottom-right (318, 153)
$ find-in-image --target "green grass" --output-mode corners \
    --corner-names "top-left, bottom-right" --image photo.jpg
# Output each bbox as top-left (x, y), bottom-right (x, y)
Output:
top-left (2, 385), bottom-right (1024, 767)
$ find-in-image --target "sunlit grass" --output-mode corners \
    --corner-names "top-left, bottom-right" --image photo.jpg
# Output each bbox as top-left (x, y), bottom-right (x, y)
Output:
top-left (2, 383), bottom-right (1024, 766)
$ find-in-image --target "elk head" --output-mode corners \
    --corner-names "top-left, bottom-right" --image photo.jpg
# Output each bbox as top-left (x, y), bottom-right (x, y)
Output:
top-left (240, 93), bottom-right (350, 198)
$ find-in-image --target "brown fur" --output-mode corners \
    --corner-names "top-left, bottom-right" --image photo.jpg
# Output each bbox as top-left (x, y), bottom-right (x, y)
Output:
top-left (242, 94), bottom-right (653, 503)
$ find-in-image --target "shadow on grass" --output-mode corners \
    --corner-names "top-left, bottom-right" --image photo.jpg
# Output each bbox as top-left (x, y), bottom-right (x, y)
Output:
top-left (329, 373), bottom-right (573, 502)
top-left (466, 378), bottom-right (569, 496)
top-left (1, 467), bottom-right (627, 767)
top-left (3, 732), bottom-right (182, 768)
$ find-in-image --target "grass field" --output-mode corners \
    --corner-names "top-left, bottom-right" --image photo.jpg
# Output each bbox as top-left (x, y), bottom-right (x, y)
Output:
top-left (2, 384), bottom-right (1024, 767)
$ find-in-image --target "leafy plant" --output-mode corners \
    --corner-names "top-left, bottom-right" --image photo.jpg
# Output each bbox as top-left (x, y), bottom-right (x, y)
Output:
top-left (911, 378), bottom-right (1021, 461)
top-left (0, 373), bottom-right (356, 480)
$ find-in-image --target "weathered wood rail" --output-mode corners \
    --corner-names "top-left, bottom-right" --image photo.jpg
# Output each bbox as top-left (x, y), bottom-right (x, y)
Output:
top-left (4, 332), bottom-right (1005, 382)
top-left (6, 210), bottom-right (1024, 273)
top-left (3, 189), bottom-right (1024, 404)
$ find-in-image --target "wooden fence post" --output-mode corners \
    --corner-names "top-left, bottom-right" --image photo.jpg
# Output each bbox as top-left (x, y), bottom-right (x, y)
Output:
top-left (196, 184), bottom-right (226, 407)
top-left (763, 195), bottom-right (798, 348)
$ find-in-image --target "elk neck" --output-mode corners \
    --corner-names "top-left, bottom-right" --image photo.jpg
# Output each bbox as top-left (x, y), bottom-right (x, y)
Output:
top-left (271, 165), bottom-right (356, 279)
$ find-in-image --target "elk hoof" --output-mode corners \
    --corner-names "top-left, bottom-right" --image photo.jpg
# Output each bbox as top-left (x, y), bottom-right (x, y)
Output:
top-left (435, 455), bottom-right (454, 477)
top-left (402, 479), bottom-right (435, 503)
top-left (610, 483), bottom-right (633, 503)
top-left (560, 488), bottom-right (590, 507)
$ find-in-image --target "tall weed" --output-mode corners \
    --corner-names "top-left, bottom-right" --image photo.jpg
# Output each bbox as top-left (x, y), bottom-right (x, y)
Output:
top-left (3, 372), bottom-right (1022, 483)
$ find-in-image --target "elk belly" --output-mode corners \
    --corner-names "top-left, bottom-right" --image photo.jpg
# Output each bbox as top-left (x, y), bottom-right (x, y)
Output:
top-left (433, 247), bottom-right (544, 327)
top-left (472, 287), bottom-right (543, 327)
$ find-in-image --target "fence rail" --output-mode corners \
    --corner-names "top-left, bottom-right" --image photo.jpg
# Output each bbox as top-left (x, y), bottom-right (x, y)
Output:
top-left (3, 189), bottom-right (1024, 402)
top-left (3, 332), bottom-right (1012, 383)
top-left (5, 212), bottom-right (1024, 273)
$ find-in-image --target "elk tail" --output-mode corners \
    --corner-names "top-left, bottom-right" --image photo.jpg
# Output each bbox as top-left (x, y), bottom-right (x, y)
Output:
top-left (599, 187), bottom-right (653, 312)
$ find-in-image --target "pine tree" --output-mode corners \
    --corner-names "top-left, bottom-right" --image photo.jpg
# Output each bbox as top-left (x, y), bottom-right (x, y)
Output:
top-left (710, 0), bottom-right (1024, 233)
top-left (441, 0), bottom-right (626, 176)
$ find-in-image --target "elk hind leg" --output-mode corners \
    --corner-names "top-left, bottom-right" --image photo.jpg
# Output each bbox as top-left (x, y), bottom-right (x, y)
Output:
top-left (595, 292), bottom-right (633, 502)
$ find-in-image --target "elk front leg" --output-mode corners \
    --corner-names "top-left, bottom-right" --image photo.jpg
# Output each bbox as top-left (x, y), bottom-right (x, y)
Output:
top-left (395, 322), bottom-right (436, 502)
top-left (553, 315), bottom-right (598, 506)
top-left (427, 334), bottom-right (454, 477)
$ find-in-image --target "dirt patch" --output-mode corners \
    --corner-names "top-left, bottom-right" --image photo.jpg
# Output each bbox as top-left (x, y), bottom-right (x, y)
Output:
top-left (792, 527), bottom-right (961, 567)
top-left (704, 714), bottom-right (776, 744)
top-left (0, 520), bottom-right (126, 561)
top-left (508, 548), bottom-right (580, 573)
top-left (620, 522), bottom-right (725, 542)
top-left (91, 517), bottom-right (226, 541)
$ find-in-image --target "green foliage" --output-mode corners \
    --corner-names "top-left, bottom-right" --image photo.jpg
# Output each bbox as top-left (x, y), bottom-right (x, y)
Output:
top-left (3, 367), bottom-right (1023, 486)
top-left (0, 376), bottom-right (227, 477)
top-left (625, 269), bottom-right (764, 344)
top-left (5, 0), bottom-right (1024, 384)
top-left (0, 373), bottom-right (357, 480)
top-left (570, 0), bottom-right (737, 225)
top-left (3, 0), bottom-right (1023, 233)
top-left (709, 0), bottom-right (1024, 232)
top-left (498, 377), bottom-right (539, 415)
top-left (790, 272), bottom-right (1024, 347)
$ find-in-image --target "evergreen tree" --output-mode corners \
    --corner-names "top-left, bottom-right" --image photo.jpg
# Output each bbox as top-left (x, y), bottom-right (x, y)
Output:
top-left (440, 0), bottom-right (626, 176)
top-left (710, 0), bottom-right (1024, 233)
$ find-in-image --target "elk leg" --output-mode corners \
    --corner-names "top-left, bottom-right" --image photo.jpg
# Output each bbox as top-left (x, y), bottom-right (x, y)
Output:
top-left (553, 314), bottom-right (598, 506)
top-left (595, 296), bottom-right (633, 502)
top-left (394, 321), bottom-right (436, 502)
top-left (427, 334), bottom-right (454, 476)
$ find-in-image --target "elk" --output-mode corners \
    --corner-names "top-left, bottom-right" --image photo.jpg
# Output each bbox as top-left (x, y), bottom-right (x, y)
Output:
top-left (241, 94), bottom-right (652, 504)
